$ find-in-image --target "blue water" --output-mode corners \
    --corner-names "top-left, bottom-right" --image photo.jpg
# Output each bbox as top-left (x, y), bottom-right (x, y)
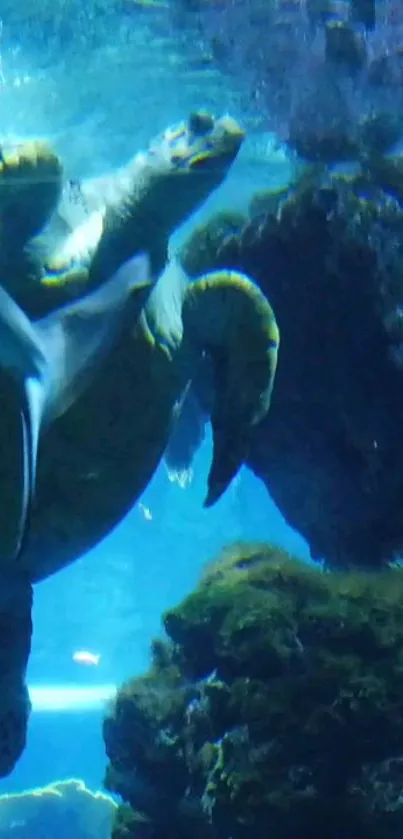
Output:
top-left (0, 0), bottom-right (308, 821)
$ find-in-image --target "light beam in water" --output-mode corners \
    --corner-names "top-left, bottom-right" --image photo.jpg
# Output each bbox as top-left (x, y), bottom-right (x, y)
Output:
top-left (28, 684), bottom-right (116, 712)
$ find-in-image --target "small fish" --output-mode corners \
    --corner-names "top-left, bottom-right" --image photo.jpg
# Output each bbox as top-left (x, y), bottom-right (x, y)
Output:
top-left (0, 252), bottom-right (153, 561)
top-left (139, 502), bottom-right (153, 521)
top-left (72, 650), bottom-right (101, 667)
top-left (165, 464), bottom-right (194, 489)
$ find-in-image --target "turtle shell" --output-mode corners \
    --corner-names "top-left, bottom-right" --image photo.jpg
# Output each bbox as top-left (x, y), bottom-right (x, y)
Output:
top-left (11, 313), bottom-right (187, 582)
top-left (0, 111), bottom-right (246, 580)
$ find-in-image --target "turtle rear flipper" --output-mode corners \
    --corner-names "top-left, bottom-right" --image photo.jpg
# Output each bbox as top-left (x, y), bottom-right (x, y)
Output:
top-left (182, 270), bottom-right (279, 506)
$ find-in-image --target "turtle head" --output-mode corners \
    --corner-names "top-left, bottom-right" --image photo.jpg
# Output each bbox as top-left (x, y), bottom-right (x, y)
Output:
top-left (156, 111), bottom-right (245, 176)
top-left (142, 111), bottom-right (245, 232)
top-left (86, 112), bottom-right (245, 287)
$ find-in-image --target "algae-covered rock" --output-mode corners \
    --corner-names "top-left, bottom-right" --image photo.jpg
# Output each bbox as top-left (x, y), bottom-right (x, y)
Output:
top-left (104, 542), bottom-right (403, 839)
top-left (0, 778), bottom-right (115, 838)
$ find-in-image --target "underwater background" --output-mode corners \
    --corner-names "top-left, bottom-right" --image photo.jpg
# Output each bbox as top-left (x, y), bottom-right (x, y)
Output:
top-left (4, 2), bottom-right (403, 838)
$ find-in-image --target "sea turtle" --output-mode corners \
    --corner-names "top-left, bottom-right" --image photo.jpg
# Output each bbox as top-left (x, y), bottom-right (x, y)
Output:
top-left (0, 111), bottom-right (280, 777)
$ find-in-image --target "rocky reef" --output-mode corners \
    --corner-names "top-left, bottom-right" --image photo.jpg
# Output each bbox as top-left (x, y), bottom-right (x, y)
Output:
top-left (104, 542), bottom-right (403, 839)
top-left (168, 156), bottom-right (403, 569)
top-left (0, 778), bottom-right (115, 838)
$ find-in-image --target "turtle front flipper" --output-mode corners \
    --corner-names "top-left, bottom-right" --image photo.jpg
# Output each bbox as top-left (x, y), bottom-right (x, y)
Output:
top-left (0, 141), bottom-right (63, 248)
top-left (182, 271), bottom-right (279, 506)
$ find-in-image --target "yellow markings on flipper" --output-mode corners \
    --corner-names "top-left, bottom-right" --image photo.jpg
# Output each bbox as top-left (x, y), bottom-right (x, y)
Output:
top-left (0, 140), bottom-right (63, 243)
top-left (45, 211), bottom-right (104, 277)
top-left (184, 268), bottom-right (279, 423)
top-left (140, 309), bottom-right (176, 363)
top-left (183, 268), bottom-right (280, 507)
top-left (0, 141), bottom-right (62, 188)
top-left (41, 267), bottom-right (90, 292)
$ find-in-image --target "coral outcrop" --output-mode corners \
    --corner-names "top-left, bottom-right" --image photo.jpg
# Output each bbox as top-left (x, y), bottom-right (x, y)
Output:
top-left (0, 778), bottom-right (116, 838)
top-left (173, 160), bottom-right (403, 569)
top-left (104, 542), bottom-right (403, 839)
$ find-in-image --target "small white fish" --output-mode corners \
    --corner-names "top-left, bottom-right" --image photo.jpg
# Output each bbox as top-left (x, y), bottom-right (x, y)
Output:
top-left (139, 502), bottom-right (153, 521)
top-left (165, 464), bottom-right (194, 489)
top-left (72, 650), bottom-right (101, 667)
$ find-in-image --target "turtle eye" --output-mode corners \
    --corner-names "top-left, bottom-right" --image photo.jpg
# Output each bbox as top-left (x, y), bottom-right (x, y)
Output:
top-left (188, 112), bottom-right (214, 137)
